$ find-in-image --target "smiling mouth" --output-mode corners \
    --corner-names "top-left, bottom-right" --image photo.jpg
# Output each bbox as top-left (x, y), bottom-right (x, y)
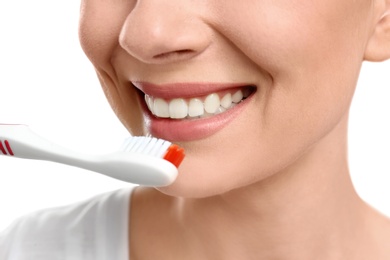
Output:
top-left (143, 86), bottom-right (256, 120)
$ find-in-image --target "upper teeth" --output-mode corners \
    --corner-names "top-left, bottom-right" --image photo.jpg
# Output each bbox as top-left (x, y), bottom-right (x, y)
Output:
top-left (145, 89), bottom-right (247, 119)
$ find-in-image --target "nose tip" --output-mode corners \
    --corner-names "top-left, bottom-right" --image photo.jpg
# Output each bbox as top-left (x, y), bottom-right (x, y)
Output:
top-left (118, 3), bottom-right (211, 64)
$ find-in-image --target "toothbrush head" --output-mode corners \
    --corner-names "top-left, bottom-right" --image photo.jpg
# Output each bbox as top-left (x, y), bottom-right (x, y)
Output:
top-left (121, 136), bottom-right (185, 168)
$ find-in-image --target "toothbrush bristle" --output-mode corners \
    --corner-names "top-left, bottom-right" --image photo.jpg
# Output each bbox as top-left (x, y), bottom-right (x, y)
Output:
top-left (121, 136), bottom-right (185, 167)
top-left (122, 137), bottom-right (169, 156)
top-left (163, 144), bottom-right (185, 168)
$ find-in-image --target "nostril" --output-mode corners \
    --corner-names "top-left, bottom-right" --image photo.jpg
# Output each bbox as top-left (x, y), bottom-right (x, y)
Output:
top-left (153, 49), bottom-right (195, 60)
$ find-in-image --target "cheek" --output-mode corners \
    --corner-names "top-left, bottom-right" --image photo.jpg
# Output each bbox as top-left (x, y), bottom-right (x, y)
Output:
top-left (79, 2), bottom-right (128, 66)
top-left (79, 1), bottom-right (145, 135)
top-left (213, 1), bottom-right (366, 74)
top-left (214, 0), bottom-right (364, 133)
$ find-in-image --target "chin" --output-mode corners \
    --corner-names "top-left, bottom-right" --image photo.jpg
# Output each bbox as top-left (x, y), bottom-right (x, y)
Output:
top-left (154, 152), bottom-right (269, 198)
top-left (155, 156), bottom-right (236, 198)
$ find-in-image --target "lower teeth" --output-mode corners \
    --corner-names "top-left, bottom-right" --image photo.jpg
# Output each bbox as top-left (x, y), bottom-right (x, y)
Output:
top-left (186, 102), bottom-right (238, 119)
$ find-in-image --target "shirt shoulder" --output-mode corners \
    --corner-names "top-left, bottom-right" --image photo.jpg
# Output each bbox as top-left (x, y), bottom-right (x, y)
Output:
top-left (0, 187), bottom-right (135, 260)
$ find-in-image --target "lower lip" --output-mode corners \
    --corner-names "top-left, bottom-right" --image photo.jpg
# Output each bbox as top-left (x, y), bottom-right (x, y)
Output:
top-left (142, 95), bottom-right (254, 142)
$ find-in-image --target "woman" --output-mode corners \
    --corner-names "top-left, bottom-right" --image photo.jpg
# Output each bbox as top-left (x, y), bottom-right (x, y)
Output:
top-left (2, 0), bottom-right (390, 259)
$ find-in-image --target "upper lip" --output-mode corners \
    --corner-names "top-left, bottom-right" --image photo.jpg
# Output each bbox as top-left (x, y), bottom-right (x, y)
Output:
top-left (132, 81), bottom-right (255, 99)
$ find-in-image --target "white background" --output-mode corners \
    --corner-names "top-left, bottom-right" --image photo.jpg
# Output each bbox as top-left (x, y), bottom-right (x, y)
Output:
top-left (0, 1), bottom-right (389, 231)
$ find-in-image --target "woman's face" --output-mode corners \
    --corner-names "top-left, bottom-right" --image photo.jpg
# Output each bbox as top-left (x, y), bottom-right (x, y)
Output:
top-left (79, 0), bottom-right (377, 197)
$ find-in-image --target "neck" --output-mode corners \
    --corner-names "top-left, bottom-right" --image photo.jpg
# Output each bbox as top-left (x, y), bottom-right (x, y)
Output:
top-left (175, 115), bottom-right (369, 259)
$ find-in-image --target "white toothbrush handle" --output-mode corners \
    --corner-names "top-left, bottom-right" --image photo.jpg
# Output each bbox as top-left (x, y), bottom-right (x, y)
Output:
top-left (0, 125), bottom-right (178, 186)
top-left (91, 152), bottom-right (178, 186)
top-left (0, 124), bottom-right (84, 161)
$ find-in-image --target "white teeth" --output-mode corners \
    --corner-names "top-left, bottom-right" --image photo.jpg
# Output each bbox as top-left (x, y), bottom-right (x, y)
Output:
top-left (220, 93), bottom-right (232, 109)
top-left (232, 90), bottom-right (244, 103)
top-left (204, 93), bottom-right (220, 114)
top-left (153, 98), bottom-right (170, 118)
top-left (145, 95), bottom-right (153, 111)
top-left (145, 89), bottom-right (249, 119)
top-left (169, 98), bottom-right (188, 119)
top-left (215, 106), bottom-right (227, 115)
top-left (188, 98), bottom-right (204, 117)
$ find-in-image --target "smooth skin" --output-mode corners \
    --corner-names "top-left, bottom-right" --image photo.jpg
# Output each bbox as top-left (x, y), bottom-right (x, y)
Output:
top-left (79, 0), bottom-right (390, 259)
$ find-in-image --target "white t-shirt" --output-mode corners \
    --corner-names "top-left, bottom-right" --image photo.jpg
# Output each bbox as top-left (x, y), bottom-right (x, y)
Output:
top-left (0, 187), bottom-right (135, 260)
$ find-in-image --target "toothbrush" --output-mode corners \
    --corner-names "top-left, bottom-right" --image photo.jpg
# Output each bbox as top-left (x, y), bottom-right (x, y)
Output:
top-left (0, 124), bottom-right (185, 187)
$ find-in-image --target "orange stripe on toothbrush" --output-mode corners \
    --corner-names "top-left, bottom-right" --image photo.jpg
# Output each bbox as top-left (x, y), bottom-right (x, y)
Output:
top-left (163, 144), bottom-right (185, 168)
